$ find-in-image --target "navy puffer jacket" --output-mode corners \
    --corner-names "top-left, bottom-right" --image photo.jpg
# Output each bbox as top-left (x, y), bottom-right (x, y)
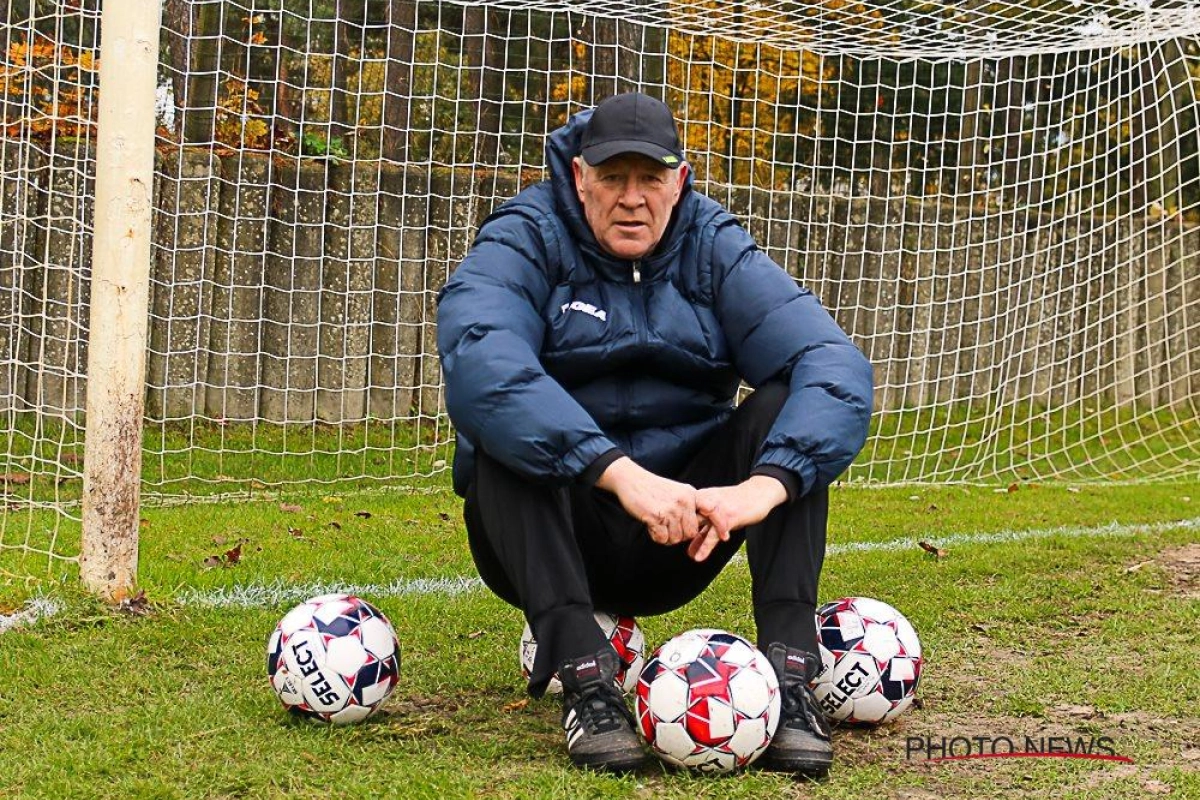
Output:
top-left (437, 108), bottom-right (873, 498)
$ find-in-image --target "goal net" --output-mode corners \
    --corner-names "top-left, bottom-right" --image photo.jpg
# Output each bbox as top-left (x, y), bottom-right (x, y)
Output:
top-left (1, 0), bottom-right (1198, 570)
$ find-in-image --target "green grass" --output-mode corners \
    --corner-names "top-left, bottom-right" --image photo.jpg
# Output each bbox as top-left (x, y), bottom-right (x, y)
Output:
top-left (857, 401), bottom-right (1199, 484)
top-left (0, 402), bottom-right (1195, 508)
top-left (1, 482), bottom-right (1197, 799)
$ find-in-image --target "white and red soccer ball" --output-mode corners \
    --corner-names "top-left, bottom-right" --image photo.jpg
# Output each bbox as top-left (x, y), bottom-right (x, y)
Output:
top-left (267, 593), bottom-right (401, 724)
top-left (811, 596), bottom-right (923, 725)
top-left (635, 629), bottom-right (781, 773)
top-left (520, 611), bottom-right (645, 694)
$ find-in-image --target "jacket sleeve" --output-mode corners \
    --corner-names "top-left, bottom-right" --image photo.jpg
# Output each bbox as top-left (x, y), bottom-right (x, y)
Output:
top-left (712, 219), bottom-right (874, 496)
top-left (436, 211), bottom-right (618, 484)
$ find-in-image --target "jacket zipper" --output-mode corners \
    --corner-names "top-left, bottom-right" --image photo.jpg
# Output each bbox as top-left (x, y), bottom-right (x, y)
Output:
top-left (632, 260), bottom-right (642, 283)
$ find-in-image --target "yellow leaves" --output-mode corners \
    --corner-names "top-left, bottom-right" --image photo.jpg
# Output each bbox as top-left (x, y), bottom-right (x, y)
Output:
top-left (1, 36), bottom-right (98, 142)
top-left (215, 78), bottom-right (271, 149)
top-left (242, 118), bottom-right (270, 148)
top-left (215, 113), bottom-right (270, 150)
top-left (661, 0), bottom-right (872, 188)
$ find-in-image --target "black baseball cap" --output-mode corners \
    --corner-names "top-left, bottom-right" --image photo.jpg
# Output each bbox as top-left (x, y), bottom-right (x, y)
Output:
top-left (580, 92), bottom-right (684, 167)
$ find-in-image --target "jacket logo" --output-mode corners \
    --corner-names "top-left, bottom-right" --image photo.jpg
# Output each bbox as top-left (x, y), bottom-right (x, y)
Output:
top-left (561, 300), bottom-right (607, 322)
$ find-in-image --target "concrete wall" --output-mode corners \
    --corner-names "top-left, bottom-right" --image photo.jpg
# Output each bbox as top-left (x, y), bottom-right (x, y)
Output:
top-left (0, 146), bottom-right (1195, 422)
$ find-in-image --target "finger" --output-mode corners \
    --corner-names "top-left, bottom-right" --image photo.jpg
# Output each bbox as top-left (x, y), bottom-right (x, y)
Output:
top-left (662, 518), bottom-right (682, 546)
top-left (688, 527), bottom-right (722, 562)
top-left (672, 516), bottom-right (689, 545)
top-left (699, 510), bottom-right (730, 543)
top-left (681, 508), bottom-right (699, 542)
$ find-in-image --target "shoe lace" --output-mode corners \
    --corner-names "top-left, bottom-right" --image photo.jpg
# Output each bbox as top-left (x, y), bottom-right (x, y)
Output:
top-left (780, 682), bottom-right (831, 737)
top-left (573, 683), bottom-right (633, 735)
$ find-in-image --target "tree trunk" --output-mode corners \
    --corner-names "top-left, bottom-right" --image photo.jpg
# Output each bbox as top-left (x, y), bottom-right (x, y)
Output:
top-left (181, 1), bottom-right (223, 145)
top-left (330, 0), bottom-right (362, 143)
top-left (462, 5), bottom-right (505, 166)
top-left (382, 0), bottom-right (417, 162)
top-left (161, 0), bottom-right (192, 138)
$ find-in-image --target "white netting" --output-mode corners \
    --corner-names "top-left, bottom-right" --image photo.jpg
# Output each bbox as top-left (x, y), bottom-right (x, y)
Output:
top-left (1, 0), bottom-right (1198, 570)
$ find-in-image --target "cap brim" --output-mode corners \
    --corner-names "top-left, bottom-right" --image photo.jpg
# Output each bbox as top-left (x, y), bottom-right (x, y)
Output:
top-left (581, 140), bottom-right (682, 167)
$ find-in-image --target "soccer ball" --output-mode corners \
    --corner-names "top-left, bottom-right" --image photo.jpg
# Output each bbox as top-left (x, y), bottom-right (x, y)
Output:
top-left (267, 593), bottom-right (401, 724)
top-left (519, 611), bottom-right (645, 694)
top-left (811, 596), bottom-right (923, 725)
top-left (635, 629), bottom-right (781, 773)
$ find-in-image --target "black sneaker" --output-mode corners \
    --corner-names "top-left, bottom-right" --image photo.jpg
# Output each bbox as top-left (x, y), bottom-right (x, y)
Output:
top-left (759, 643), bottom-right (833, 778)
top-left (558, 649), bottom-right (646, 772)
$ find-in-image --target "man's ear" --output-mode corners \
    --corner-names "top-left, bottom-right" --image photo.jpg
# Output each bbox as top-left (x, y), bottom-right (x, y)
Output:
top-left (674, 163), bottom-right (689, 200)
top-left (572, 157), bottom-right (586, 203)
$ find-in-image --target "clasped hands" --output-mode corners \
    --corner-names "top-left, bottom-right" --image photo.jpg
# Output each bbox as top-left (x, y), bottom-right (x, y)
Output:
top-left (594, 456), bottom-right (788, 563)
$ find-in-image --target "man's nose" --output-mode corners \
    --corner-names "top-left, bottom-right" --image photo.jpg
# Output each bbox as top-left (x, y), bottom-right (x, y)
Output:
top-left (617, 181), bottom-right (645, 206)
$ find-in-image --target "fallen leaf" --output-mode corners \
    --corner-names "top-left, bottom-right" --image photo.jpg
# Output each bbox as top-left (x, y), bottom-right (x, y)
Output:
top-left (288, 527), bottom-right (304, 539)
top-left (354, 510), bottom-right (371, 519)
top-left (211, 536), bottom-right (227, 546)
top-left (438, 512), bottom-right (451, 522)
top-left (0, 473), bottom-right (30, 485)
top-left (279, 503), bottom-right (302, 513)
top-left (1007, 483), bottom-right (1020, 493)
top-left (328, 521), bottom-right (341, 530)
top-left (503, 698), bottom-right (529, 712)
top-left (467, 630), bottom-right (485, 639)
top-left (223, 543), bottom-right (243, 565)
top-left (118, 589), bottom-right (151, 616)
top-left (202, 555), bottom-right (223, 568)
top-left (1125, 560), bottom-right (1153, 573)
top-left (918, 541), bottom-right (947, 558)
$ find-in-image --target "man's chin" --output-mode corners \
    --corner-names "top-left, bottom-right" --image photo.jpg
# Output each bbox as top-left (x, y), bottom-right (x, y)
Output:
top-left (603, 237), bottom-right (656, 261)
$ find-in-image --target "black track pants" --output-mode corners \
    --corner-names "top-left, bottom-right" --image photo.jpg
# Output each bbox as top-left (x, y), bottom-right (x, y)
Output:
top-left (462, 382), bottom-right (829, 696)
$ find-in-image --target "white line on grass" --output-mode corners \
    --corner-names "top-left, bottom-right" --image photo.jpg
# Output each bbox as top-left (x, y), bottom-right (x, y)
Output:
top-left (0, 597), bottom-right (62, 634)
top-left (176, 576), bottom-right (484, 609)
top-left (174, 516), bottom-right (1200, 609)
top-left (827, 516), bottom-right (1200, 555)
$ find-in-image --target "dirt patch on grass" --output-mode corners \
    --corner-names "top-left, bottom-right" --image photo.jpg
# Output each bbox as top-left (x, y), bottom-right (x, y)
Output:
top-left (1155, 542), bottom-right (1200, 598)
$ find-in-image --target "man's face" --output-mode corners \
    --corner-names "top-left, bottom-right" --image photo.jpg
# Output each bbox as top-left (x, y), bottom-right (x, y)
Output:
top-left (573, 153), bottom-right (688, 260)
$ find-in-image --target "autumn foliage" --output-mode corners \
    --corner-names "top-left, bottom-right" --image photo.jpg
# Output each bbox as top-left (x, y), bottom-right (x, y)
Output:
top-left (1, 32), bottom-right (99, 141)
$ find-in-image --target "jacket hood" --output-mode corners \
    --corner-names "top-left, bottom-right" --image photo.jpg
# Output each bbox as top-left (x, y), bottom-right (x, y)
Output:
top-left (545, 107), bottom-right (697, 263)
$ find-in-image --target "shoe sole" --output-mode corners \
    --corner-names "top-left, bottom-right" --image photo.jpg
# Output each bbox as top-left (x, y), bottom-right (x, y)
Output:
top-left (758, 753), bottom-right (832, 779)
top-left (570, 751), bottom-right (646, 773)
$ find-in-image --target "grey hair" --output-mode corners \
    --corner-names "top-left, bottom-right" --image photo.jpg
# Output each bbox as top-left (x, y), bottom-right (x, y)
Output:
top-left (574, 154), bottom-right (684, 176)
